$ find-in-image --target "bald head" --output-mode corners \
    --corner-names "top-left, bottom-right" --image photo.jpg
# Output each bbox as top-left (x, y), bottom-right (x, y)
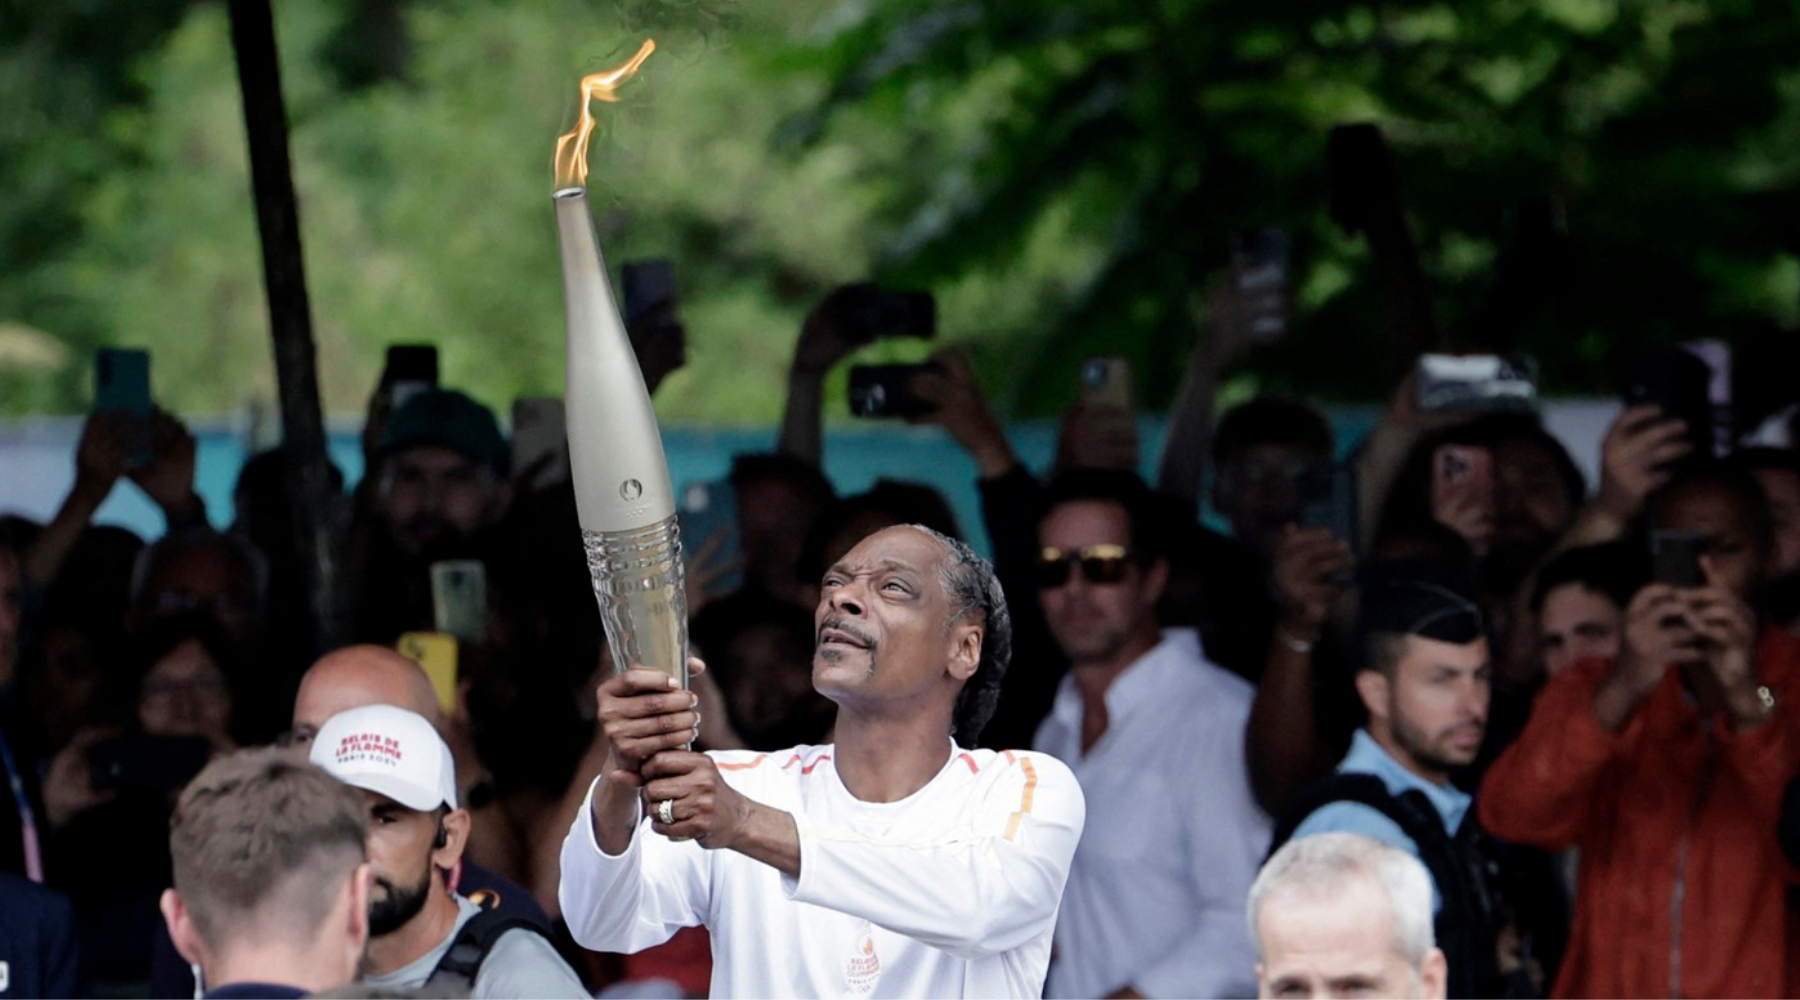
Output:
top-left (290, 645), bottom-right (442, 748)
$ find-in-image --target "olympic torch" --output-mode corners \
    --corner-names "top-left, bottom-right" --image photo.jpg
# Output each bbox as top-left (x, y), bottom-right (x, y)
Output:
top-left (551, 40), bottom-right (687, 688)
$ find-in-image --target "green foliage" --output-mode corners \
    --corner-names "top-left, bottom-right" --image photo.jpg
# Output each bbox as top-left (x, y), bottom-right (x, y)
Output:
top-left (796, 0), bottom-right (1800, 412)
top-left (4, 0), bottom-right (1799, 422)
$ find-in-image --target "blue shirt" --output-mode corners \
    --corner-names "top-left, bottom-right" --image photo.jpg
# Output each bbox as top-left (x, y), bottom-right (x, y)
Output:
top-left (1289, 729), bottom-right (1471, 908)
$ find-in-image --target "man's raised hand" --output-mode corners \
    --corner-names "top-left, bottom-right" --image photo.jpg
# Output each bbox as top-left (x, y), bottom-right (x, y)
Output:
top-left (597, 659), bottom-right (705, 787)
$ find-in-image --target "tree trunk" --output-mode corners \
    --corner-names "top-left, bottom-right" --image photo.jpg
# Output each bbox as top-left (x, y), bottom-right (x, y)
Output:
top-left (227, 0), bottom-right (339, 656)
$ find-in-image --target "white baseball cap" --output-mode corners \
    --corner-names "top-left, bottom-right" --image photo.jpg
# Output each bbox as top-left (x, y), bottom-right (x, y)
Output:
top-left (308, 704), bottom-right (458, 811)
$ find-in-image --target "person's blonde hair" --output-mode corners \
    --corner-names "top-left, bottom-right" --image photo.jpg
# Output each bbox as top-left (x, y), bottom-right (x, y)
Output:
top-left (169, 747), bottom-right (367, 945)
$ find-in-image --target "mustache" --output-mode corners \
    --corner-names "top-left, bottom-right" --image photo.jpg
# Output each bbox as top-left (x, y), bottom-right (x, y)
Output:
top-left (819, 616), bottom-right (876, 648)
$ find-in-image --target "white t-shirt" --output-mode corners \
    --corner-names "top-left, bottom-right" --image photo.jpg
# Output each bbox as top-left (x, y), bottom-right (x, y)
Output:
top-left (559, 742), bottom-right (1085, 999)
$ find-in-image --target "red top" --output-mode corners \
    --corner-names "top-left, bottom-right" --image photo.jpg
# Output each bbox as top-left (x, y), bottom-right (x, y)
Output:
top-left (1479, 627), bottom-right (1800, 999)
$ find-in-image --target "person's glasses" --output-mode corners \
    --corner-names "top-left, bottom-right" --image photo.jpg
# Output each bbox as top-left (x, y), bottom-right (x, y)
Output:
top-left (1035, 544), bottom-right (1134, 588)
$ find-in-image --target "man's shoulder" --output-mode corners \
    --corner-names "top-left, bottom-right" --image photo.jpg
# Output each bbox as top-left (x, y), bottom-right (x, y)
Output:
top-left (1289, 799), bottom-right (1423, 858)
top-left (1156, 631), bottom-right (1256, 710)
top-left (469, 923), bottom-right (589, 999)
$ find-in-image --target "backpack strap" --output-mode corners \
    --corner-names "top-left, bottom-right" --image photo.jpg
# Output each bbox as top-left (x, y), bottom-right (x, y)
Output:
top-left (424, 909), bottom-right (549, 993)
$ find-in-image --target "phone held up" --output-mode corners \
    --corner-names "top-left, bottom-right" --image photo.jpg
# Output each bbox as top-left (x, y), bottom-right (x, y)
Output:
top-left (94, 347), bottom-right (154, 467)
top-left (849, 363), bottom-right (941, 419)
top-left (1414, 354), bottom-right (1539, 414)
top-left (1650, 529), bottom-right (1708, 590)
top-left (1229, 228), bottom-right (1290, 342)
top-left (1078, 357), bottom-right (1134, 411)
top-left (382, 343), bottom-right (439, 412)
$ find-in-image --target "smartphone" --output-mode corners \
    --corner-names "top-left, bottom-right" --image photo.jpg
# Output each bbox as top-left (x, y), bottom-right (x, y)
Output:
top-left (622, 259), bottom-right (677, 328)
top-left (1078, 357), bottom-right (1134, 410)
top-left (1327, 123), bottom-right (1396, 235)
top-left (1299, 462), bottom-right (1358, 550)
top-left (511, 397), bottom-right (569, 491)
top-left (1415, 354), bottom-right (1539, 413)
top-left (1432, 444), bottom-right (1495, 514)
top-left (429, 560), bottom-right (488, 646)
top-left (94, 348), bottom-right (154, 467)
top-left (88, 734), bottom-right (211, 793)
top-left (849, 363), bottom-right (940, 418)
top-left (1621, 347), bottom-right (1713, 464)
top-left (1230, 228), bottom-right (1290, 341)
top-left (840, 285), bottom-right (936, 341)
top-left (396, 632), bottom-right (459, 715)
top-left (382, 344), bottom-right (439, 411)
top-left (1650, 529), bottom-right (1709, 588)
top-left (678, 479), bottom-right (744, 596)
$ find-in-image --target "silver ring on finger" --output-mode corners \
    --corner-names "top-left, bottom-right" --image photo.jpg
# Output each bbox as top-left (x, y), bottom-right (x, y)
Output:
top-left (656, 798), bottom-right (675, 825)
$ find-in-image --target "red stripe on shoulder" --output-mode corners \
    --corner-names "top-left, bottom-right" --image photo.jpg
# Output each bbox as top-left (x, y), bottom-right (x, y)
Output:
top-left (778, 750), bottom-right (834, 775)
top-left (959, 752), bottom-right (979, 774)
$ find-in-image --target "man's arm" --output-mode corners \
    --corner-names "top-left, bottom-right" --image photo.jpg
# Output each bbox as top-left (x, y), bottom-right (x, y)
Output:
top-left (1477, 658), bottom-right (1632, 851)
top-left (642, 748), bottom-right (1086, 961)
top-left (558, 667), bottom-right (705, 952)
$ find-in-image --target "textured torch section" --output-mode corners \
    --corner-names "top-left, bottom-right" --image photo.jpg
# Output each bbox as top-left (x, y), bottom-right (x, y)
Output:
top-left (555, 185), bottom-right (688, 683)
top-left (583, 519), bottom-right (689, 687)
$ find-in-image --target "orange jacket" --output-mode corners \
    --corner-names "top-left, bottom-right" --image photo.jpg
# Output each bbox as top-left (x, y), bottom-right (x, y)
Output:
top-left (1478, 628), bottom-right (1800, 999)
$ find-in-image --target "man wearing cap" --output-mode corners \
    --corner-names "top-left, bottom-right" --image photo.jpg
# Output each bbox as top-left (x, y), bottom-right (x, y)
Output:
top-left (1267, 565), bottom-right (1504, 998)
top-left (1029, 469), bottom-right (1270, 1000)
top-left (375, 388), bottom-right (512, 558)
top-left (309, 704), bottom-right (587, 999)
top-left (346, 388), bottom-right (511, 642)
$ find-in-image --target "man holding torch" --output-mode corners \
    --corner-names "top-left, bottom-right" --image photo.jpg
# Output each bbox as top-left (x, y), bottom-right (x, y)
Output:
top-left (558, 524), bottom-right (1086, 998)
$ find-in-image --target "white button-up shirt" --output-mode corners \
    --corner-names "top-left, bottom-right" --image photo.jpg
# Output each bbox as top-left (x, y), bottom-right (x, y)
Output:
top-left (1035, 628), bottom-right (1272, 999)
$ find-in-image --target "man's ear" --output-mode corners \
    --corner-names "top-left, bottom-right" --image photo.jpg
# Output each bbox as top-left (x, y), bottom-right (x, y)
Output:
top-left (160, 888), bottom-right (207, 968)
top-left (347, 862), bottom-right (372, 950)
top-left (947, 621), bottom-right (982, 683)
top-left (1354, 668), bottom-right (1391, 725)
top-left (434, 808), bottom-right (472, 870)
top-left (1143, 557), bottom-right (1170, 606)
top-left (1420, 946), bottom-right (1449, 1000)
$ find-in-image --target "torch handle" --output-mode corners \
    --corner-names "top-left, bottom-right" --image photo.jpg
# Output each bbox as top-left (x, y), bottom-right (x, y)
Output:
top-left (584, 515), bottom-right (690, 689)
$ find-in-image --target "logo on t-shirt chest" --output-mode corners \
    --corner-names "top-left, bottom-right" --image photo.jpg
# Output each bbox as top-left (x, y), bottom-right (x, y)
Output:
top-left (845, 921), bottom-right (881, 995)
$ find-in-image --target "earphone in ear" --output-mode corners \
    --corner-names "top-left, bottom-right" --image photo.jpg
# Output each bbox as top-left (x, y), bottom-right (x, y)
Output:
top-left (433, 819), bottom-right (448, 850)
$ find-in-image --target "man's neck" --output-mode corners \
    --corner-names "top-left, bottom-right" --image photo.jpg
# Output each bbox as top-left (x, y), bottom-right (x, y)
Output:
top-left (1070, 627), bottom-right (1163, 705)
top-left (831, 705), bottom-right (955, 804)
top-left (1367, 727), bottom-right (1451, 788)
top-left (365, 886), bottom-right (462, 977)
top-left (204, 940), bottom-right (352, 995)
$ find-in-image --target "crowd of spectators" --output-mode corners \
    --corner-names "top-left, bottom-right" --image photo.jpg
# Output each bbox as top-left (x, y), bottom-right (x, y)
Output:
top-left (4, 235), bottom-right (1800, 999)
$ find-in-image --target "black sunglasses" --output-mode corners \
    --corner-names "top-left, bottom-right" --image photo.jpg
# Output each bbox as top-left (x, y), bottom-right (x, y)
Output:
top-left (1035, 544), bottom-right (1135, 587)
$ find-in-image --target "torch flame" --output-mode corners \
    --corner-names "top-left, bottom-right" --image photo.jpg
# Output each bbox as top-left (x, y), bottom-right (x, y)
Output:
top-left (553, 38), bottom-right (657, 191)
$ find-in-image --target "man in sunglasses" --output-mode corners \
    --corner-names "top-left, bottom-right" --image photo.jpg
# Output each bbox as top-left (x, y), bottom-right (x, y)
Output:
top-left (1030, 469), bottom-right (1271, 1000)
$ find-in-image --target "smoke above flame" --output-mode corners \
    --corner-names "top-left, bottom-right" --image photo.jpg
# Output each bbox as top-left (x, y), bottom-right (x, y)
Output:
top-left (553, 39), bottom-right (656, 191)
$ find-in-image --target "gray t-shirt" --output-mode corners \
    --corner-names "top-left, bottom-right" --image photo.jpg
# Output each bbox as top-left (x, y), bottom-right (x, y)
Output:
top-left (364, 895), bottom-right (590, 999)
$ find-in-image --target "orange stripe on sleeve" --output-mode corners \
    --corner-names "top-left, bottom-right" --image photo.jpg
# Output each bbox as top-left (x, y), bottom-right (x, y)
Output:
top-left (1003, 756), bottom-right (1039, 842)
top-left (717, 753), bottom-right (771, 771)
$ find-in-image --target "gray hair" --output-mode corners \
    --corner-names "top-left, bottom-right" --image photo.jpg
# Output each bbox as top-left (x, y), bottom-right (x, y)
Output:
top-left (906, 524), bottom-right (1011, 745)
top-left (1248, 832), bottom-right (1436, 968)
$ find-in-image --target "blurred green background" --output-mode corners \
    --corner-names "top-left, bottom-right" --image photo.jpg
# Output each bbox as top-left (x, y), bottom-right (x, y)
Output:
top-left (3, 0), bottom-right (1798, 424)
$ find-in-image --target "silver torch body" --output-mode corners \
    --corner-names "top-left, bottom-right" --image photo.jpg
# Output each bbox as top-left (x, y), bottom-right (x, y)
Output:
top-left (554, 187), bottom-right (688, 688)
